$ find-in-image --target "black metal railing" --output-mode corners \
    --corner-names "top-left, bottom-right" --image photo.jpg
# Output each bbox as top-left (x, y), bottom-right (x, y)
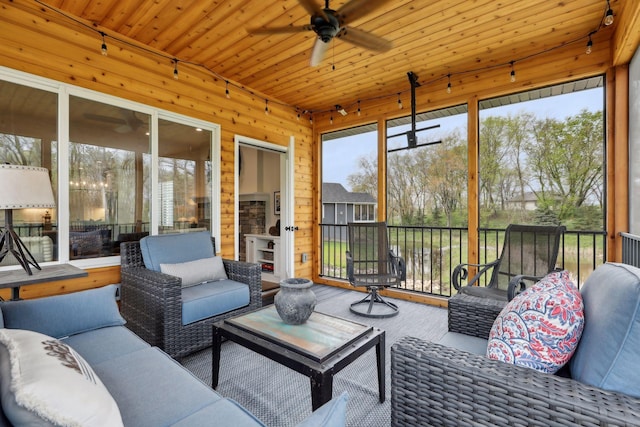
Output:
top-left (621, 232), bottom-right (640, 268)
top-left (320, 223), bottom-right (607, 297)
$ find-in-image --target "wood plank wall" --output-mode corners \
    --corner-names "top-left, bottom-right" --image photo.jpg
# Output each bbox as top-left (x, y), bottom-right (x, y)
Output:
top-left (0, 1), bottom-right (314, 299)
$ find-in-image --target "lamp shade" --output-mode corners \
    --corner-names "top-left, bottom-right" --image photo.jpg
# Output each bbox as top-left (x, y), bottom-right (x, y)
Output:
top-left (0, 164), bottom-right (55, 209)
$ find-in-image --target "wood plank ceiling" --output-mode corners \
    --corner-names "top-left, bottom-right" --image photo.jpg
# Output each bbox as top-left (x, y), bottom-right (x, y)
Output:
top-left (32, 0), bottom-right (628, 114)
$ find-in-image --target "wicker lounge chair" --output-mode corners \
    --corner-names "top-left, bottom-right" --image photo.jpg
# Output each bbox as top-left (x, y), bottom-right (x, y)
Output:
top-left (392, 262), bottom-right (640, 426)
top-left (346, 221), bottom-right (406, 318)
top-left (449, 223), bottom-right (565, 338)
top-left (120, 236), bottom-right (262, 359)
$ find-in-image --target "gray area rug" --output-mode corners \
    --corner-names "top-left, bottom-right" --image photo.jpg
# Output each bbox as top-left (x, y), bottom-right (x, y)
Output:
top-left (181, 285), bottom-right (447, 427)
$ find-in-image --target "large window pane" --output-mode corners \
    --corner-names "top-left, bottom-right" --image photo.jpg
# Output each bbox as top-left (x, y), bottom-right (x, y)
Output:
top-left (0, 80), bottom-right (59, 267)
top-left (158, 119), bottom-right (212, 234)
top-left (386, 106), bottom-right (468, 226)
top-left (69, 96), bottom-right (151, 259)
top-left (478, 77), bottom-right (605, 283)
top-left (321, 124), bottom-right (378, 225)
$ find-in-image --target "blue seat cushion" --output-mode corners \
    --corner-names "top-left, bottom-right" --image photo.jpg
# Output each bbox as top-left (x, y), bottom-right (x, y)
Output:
top-left (438, 332), bottom-right (488, 356)
top-left (62, 326), bottom-right (150, 365)
top-left (140, 231), bottom-right (215, 272)
top-left (92, 347), bottom-right (222, 427)
top-left (569, 262), bottom-right (640, 397)
top-left (170, 399), bottom-right (266, 427)
top-left (182, 280), bottom-right (250, 325)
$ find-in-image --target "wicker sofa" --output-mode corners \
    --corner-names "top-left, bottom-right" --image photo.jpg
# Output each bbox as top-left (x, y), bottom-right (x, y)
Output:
top-left (391, 262), bottom-right (640, 426)
top-left (120, 231), bottom-right (262, 360)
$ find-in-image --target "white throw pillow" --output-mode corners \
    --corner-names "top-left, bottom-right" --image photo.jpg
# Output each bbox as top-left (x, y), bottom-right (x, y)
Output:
top-left (160, 256), bottom-right (228, 287)
top-left (0, 329), bottom-right (123, 427)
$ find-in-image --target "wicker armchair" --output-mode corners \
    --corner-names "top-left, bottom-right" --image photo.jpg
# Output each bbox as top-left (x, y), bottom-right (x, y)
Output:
top-left (120, 238), bottom-right (262, 360)
top-left (449, 224), bottom-right (565, 338)
top-left (391, 336), bottom-right (640, 426)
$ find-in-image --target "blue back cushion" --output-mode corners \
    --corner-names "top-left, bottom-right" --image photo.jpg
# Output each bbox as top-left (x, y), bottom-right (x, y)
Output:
top-left (140, 231), bottom-right (215, 272)
top-left (0, 285), bottom-right (124, 339)
top-left (569, 262), bottom-right (640, 397)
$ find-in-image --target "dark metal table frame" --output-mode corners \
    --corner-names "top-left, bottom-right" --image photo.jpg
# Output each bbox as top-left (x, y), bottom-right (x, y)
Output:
top-left (212, 310), bottom-right (385, 411)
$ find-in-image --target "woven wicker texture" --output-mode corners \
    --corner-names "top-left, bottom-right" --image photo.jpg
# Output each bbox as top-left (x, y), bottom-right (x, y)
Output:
top-left (447, 293), bottom-right (505, 339)
top-left (120, 238), bottom-right (262, 360)
top-left (391, 336), bottom-right (640, 426)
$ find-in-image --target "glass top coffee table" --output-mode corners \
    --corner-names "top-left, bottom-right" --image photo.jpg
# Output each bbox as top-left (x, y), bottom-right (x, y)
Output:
top-left (212, 305), bottom-right (385, 411)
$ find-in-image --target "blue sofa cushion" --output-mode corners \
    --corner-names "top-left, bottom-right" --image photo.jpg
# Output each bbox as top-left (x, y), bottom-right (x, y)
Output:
top-left (140, 231), bottom-right (215, 272)
top-left (296, 391), bottom-right (348, 427)
top-left (569, 262), bottom-right (640, 397)
top-left (62, 326), bottom-right (150, 365)
top-left (92, 347), bottom-right (225, 427)
top-left (0, 285), bottom-right (124, 339)
top-left (170, 399), bottom-right (266, 427)
top-left (182, 280), bottom-right (250, 325)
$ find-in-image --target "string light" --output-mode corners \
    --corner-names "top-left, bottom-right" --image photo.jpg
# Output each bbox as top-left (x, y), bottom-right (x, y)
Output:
top-left (586, 34), bottom-right (593, 54)
top-left (446, 74), bottom-right (452, 94)
top-left (30, 1), bottom-right (610, 124)
top-left (100, 32), bottom-right (108, 56)
top-left (296, 109), bottom-right (301, 121)
top-left (264, 99), bottom-right (269, 115)
top-left (604, 0), bottom-right (614, 26)
top-left (397, 93), bottom-right (403, 109)
top-left (330, 113), bottom-right (333, 124)
top-left (225, 81), bottom-right (230, 99)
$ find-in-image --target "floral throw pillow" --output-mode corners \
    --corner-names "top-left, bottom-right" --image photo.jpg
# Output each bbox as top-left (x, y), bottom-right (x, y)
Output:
top-left (486, 270), bottom-right (584, 373)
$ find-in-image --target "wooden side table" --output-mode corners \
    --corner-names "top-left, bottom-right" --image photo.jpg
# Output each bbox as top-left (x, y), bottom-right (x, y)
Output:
top-left (0, 264), bottom-right (87, 300)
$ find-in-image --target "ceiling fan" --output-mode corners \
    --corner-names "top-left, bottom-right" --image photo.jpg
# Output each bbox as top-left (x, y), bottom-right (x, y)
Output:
top-left (83, 110), bottom-right (145, 134)
top-left (247, 0), bottom-right (393, 66)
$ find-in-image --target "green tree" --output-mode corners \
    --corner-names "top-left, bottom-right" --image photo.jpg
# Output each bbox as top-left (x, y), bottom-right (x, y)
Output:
top-left (527, 110), bottom-right (603, 220)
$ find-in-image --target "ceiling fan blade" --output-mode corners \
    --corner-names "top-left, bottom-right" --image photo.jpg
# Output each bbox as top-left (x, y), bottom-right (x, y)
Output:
top-left (336, 0), bottom-right (393, 25)
top-left (83, 113), bottom-right (126, 125)
top-left (297, 0), bottom-right (328, 21)
top-left (310, 38), bottom-right (330, 66)
top-left (247, 25), bottom-right (311, 35)
top-left (336, 27), bottom-right (392, 52)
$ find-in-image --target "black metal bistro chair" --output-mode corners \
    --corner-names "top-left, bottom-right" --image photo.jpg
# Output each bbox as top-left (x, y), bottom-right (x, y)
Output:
top-left (346, 222), bottom-right (406, 318)
top-left (449, 223), bottom-right (565, 338)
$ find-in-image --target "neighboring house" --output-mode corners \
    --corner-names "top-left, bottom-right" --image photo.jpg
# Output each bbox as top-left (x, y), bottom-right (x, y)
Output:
top-left (506, 191), bottom-right (540, 211)
top-left (322, 183), bottom-right (377, 225)
top-left (505, 191), bottom-right (562, 211)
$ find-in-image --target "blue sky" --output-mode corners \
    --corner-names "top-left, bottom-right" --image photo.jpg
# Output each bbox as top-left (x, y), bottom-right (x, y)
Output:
top-left (322, 87), bottom-right (603, 189)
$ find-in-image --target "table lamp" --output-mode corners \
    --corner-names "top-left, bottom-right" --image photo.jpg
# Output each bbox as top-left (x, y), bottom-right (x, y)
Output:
top-left (0, 164), bottom-right (56, 275)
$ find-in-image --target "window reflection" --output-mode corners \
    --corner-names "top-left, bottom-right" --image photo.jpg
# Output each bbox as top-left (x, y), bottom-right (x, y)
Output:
top-left (69, 96), bottom-right (151, 259)
top-left (0, 81), bottom-right (59, 267)
top-left (158, 120), bottom-right (212, 234)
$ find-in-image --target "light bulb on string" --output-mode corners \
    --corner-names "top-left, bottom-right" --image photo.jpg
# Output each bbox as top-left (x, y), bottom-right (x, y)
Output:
top-left (397, 93), bottom-right (403, 109)
top-left (604, 0), bottom-right (614, 26)
top-left (447, 74), bottom-right (452, 94)
top-left (225, 81), bottom-right (230, 99)
top-left (510, 61), bottom-right (516, 83)
top-left (330, 113), bottom-right (333, 124)
top-left (264, 99), bottom-right (269, 115)
top-left (100, 32), bottom-right (108, 56)
top-left (586, 35), bottom-right (593, 54)
top-left (173, 59), bottom-right (179, 80)
top-left (357, 100), bottom-right (361, 117)
top-left (309, 114), bottom-right (313, 124)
